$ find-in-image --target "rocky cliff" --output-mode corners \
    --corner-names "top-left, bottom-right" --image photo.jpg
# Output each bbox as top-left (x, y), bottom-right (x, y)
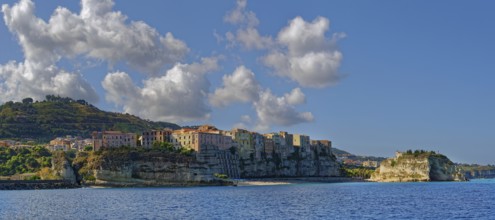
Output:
top-left (74, 149), bottom-right (233, 187)
top-left (51, 151), bottom-right (78, 184)
top-left (370, 151), bottom-right (465, 182)
top-left (239, 147), bottom-right (341, 178)
top-left (70, 144), bottom-right (341, 187)
top-left (461, 165), bottom-right (495, 179)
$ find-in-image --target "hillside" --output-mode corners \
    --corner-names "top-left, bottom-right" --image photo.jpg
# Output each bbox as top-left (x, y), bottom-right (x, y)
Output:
top-left (332, 147), bottom-right (387, 163)
top-left (0, 96), bottom-right (180, 141)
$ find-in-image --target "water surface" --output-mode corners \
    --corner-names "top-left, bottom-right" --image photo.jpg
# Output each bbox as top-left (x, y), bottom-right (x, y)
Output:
top-left (0, 179), bottom-right (493, 219)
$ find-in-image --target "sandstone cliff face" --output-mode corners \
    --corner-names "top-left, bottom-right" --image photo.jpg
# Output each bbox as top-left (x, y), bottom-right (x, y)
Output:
top-left (51, 152), bottom-right (77, 184)
top-left (80, 150), bottom-right (232, 187)
top-left (370, 152), bottom-right (465, 182)
top-left (464, 168), bottom-right (495, 179)
top-left (75, 145), bottom-right (341, 186)
top-left (239, 148), bottom-right (341, 178)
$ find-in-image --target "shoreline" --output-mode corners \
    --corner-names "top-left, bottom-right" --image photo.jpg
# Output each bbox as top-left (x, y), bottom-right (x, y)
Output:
top-left (0, 177), bottom-right (362, 190)
top-left (0, 180), bottom-right (79, 190)
top-left (237, 177), bottom-right (362, 186)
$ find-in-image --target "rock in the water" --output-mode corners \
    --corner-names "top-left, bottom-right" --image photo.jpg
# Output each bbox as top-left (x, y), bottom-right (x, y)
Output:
top-left (370, 151), bottom-right (465, 182)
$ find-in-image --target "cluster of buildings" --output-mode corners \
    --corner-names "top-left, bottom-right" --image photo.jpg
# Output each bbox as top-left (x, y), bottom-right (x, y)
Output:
top-left (0, 140), bottom-right (17, 147)
top-left (46, 136), bottom-right (93, 151)
top-left (1, 136), bottom-right (93, 151)
top-left (91, 125), bottom-right (332, 159)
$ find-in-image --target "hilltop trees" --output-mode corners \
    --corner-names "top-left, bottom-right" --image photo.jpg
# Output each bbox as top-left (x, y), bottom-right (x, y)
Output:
top-left (22, 97), bottom-right (33, 104)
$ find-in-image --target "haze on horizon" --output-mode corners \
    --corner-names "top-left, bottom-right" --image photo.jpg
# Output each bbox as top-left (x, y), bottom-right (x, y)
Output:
top-left (0, 0), bottom-right (493, 165)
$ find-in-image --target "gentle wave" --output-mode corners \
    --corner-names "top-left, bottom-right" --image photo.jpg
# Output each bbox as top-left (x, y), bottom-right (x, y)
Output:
top-left (0, 180), bottom-right (494, 219)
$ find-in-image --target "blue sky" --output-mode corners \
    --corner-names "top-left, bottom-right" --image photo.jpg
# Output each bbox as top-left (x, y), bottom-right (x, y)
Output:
top-left (1, 0), bottom-right (494, 164)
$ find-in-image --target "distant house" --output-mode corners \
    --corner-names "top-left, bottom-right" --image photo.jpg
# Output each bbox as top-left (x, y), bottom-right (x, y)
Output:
top-left (47, 136), bottom-right (92, 151)
top-left (362, 160), bottom-right (380, 168)
top-left (0, 140), bottom-right (16, 147)
top-left (171, 125), bottom-right (233, 152)
top-left (92, 131), bottom-right (137, 150)
top-left (141, 129), bottom-right (173, 148)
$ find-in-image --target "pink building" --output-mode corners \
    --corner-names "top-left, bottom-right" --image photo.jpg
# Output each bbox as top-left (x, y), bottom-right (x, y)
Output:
top-left (92, 131), bottom-right (137, 150)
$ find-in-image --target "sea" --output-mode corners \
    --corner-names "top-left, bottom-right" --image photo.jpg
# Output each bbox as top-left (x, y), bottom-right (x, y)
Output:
top-left (0, 179), bottom-right (494, 219)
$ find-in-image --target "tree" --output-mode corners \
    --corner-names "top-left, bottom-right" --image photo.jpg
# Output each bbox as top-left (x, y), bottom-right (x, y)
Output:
top-left (22, 97), bottom-right (33, 104)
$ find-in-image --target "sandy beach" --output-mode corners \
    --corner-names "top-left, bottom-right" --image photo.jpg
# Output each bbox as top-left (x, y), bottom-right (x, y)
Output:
top-left (235, 177), bottom-right (360, 186)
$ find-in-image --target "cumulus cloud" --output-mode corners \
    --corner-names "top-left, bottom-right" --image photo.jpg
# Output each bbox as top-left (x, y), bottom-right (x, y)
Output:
top-left (102, 58), bottom-right (219, 123)
top-left (254, 89), bottom-right (314, 130)
top-left (209, 66), bottom-right (260, 107)
top-left (263, 16), bottom-right (344, 88)
top-left (210, 65), bottom-right (313, 130)
top-left (224, 0), bottom-right (259, 27)
top-left (223, 2), bottom-right (344, 88)
top-left (233, 115), bottom-right (252, 129)
top-left (0, 0), bottom-right (188, 103)
top-left (223, 0), bottom-right (272, 50)
top-left (284, 88), bottom-right (306, 105)
top-left (0, 60), bottom-right (99, 103)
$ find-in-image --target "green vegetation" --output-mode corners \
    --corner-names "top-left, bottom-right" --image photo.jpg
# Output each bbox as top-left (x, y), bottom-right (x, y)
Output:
top-left (214, 173), bottom-right (228, 179)
top-left (399, 150), bottom-right (449, 162)
top-left (152, 141), bottom-right (175, 151)
top-left (390, 160), bottom-right (397, 167)
top-left (331, 147), bottom-right (387, 164)
top-left (0, 95), bottom-right (180, 141)
top-left (342, 166), bottom-right (375, 179)
top-left (458, 164), bottom-right (495, 172)
top-left (151, 141), bottom-right (195, 155)
top-left (0, 146), bottom-right (52, 176)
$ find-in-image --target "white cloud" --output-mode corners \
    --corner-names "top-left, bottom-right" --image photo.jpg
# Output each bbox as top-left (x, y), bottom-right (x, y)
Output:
top-left (209, 65), bottom-right (260, 107)
top-left (0, 0), bottom-right (188, 103)
top-left (235, 27), bottom-right (273, 50)
top-left (263, 16), bottom-right (344, 88)
top-left (210, 65), bottom-right (313, 130)
top-left (284, 88), bottom-right (306, 105)
top-left (224, 0), bottom-right (259, 27)
top-left (102, 58), bottom-right (219, 123)
top-left (233, 114), bottom-right (254, 130)
top-left (254, 89), bottom-right (314, 129)
top-left (0, 60), bottom-right (98, 103)
top-left (223, 2), bottom-right (343, 87)
top-left (223, 0), bottom-right (272, 50)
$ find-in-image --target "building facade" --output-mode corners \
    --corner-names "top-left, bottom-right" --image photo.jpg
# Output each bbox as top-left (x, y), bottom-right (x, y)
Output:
top-left (141, 129), bottom-right (172, 148)
top-left (92, 131), bottom-right (137, 150)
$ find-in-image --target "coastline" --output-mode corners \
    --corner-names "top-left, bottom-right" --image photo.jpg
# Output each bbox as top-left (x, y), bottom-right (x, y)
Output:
top-left (0, 177), bottom-right (361, 190)
top-left (0, 180), bottom-right (79, 190)
top-left (237, 177), bottom-right (362, 186)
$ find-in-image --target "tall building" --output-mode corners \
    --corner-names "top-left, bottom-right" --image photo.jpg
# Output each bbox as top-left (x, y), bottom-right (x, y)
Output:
top-left (141, 129), bottom-right (172, 148)
top-left (171, 126), bottom-right (233, 152)
top-left (293, 134), bottom-right (311, 153)
top-left (92, 131), bottom-right (137, 150)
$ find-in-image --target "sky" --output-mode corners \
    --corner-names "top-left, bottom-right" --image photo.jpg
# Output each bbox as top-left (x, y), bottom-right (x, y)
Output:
top-left (0, 0), bottom-right (494, 164)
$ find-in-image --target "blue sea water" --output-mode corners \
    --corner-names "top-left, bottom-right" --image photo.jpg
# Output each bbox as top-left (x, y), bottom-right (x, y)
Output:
top-left (0, 179), bottom-right (494, 219)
